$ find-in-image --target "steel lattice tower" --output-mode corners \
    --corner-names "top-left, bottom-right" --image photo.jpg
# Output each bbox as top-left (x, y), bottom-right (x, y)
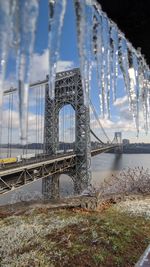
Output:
top-left (42, 68), bottom-right (91, 199)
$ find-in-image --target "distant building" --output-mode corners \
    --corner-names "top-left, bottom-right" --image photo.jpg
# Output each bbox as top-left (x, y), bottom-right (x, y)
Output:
top-left (123, 139), bottom-right (130, 145)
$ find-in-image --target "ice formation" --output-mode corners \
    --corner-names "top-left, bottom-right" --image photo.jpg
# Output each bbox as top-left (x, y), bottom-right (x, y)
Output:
top-left (0, 0), bottom-right (40, 143)
top-left (74, 0), bottom-right (150, 133)
top-left (0, 0), bottom-right (150, 144)
top-left (48, 0), bottom-right (67, 99)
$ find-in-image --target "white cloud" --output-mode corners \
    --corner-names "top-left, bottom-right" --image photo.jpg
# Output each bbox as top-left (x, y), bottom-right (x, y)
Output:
top-left (30, 49), bottom-right (75, 82)
top-left (57, 60), bottom-right (75, 72)
top-left (2, 110), bottom-right (19, 129)
top-left (114, 95), bottom-right (128, 107)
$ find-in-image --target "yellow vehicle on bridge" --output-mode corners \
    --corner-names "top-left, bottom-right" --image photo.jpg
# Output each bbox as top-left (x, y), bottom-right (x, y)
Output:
top-left (0, 157), bottom-right (17, 165)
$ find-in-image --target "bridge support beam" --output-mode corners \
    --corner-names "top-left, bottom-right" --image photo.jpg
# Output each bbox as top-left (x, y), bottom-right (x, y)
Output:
top-left (43, 69), bottom-right (91, 199)
top-left (42, 174), bottom-right (60, 200)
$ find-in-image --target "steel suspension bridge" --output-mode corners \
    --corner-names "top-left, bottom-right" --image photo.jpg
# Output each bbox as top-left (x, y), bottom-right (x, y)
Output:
top-left (0, 0), bottom-right (149, 199)
top-left (0, 68), bottom-right (121, 197)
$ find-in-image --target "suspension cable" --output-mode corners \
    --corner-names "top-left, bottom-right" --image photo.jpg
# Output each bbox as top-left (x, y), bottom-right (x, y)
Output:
top-left (25, 87), bottom-right (29, 156)
top-left (10, 91), bottom-right (13, 157)
top-left (35, 86), bottom-right (38, 159)
top-left (63, 107), bottom-right (65, 153)
top-left (40, 85), bottom-right (43, 157)
top-left (69, 106), bottom-right (71, 147)
top-left (90, 129), bottom-right (104, 144)
top-left (7, 93), bottom-right (11, 158)
top-left (90, 99), bottom-right (111, 143)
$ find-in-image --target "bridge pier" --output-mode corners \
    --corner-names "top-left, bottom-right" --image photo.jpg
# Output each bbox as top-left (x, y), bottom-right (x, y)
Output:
top-left (43, 69), bottom-right (91, 200)
top-left (42, 174), bottom-right (60, 200)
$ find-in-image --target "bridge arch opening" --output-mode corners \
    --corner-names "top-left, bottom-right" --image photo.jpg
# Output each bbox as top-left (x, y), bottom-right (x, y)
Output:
top-left (58, 104), bottom-right (75, 153)
top-left (59, 174), bottom-right (74, 198)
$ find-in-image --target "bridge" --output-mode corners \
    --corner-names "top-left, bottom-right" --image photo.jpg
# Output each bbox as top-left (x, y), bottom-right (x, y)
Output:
top-left (0, 0), bottom-right (149, 200)
top-left (0, 68), bottom-right (120, 197)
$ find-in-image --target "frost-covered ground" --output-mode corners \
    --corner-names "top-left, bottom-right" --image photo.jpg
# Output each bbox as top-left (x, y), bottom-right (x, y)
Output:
top-left (0, 208), bottom-right (84, 267)
top-left (115, 197), bottom-right (150, 218)
top-left (0, 197), bottom-right (150, 267)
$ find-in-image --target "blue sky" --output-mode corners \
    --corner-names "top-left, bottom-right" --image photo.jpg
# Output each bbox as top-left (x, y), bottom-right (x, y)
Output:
top-left (34, 0), bottom-right (79, 62)
top-left (2, 0), bottom-right (150, 145)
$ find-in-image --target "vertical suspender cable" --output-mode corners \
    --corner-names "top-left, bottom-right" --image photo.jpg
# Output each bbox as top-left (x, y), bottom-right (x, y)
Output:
top-left (63, 107), bottom-right (65, 153)
top-left (10, 91), bottom-right (13, 158)
top-left (35, 86), bottom-right (38, 159)
top-left (25, 88), bottom-right (29, 156)
top-left (37, 86), bottom-right (40, 156)
top-left (7, 93), bottom-right (11, 158)
top-left (42, 85), bottom-right (45, 158)
top-left (40, 85), bottom-right (42, 157)
top-left (69, 107), bottom-right (71, 148)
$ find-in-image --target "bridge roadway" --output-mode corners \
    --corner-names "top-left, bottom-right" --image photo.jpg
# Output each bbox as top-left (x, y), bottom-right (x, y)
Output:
top-left (0, 145), bottom-right (117, 194)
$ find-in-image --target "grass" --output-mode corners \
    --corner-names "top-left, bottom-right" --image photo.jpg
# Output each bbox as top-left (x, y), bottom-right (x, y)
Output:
top-left (0, 205), bottom-right (150, 267)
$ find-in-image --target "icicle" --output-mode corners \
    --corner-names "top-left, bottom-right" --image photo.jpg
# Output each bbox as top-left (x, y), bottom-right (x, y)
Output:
top-left (101, 15), bottom-right (111, 118)
top-left (106, 22), bottom-right (112, 119)
top-left (138, 57), bottom-right (148, 133)
top-left (131, 52), bottom-right (140, 135)
top-left (119, 37), bottom-right (132, 107)
top-left (9, 0), bottom-right (19, 49)
top-left (119, 36), bottom-right (141, 131)
top-left (16, 0), bottom-right (39, 143)
top-left (0, 1), bottom-right (11, 135)
top-left (141, 65), bottom-right (150, 134)
top-left (49, 0), bottom-right (67, 99)
top-left (92, 10), bottom-right (103, 115)
top-left (111, 25), bottom-right (119, 101)
top-left (74, 0), bottom-right (93, 107)
top-left (92, 9), bottom-right (107, 117)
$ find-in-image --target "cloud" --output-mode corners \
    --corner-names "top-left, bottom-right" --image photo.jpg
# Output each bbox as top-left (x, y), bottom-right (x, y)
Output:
top-left (119, 106), bottom-right (132, 121)
top-left (114, 95), bottom-right (128, 107)
top-left (57, 60), bottom-right (75, 72)
top-left (30, 49), bottom-right (75, 82)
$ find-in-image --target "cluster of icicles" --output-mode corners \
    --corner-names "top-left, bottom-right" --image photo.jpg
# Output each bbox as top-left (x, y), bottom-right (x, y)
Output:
top-left (0, 0), bottom-right (39, 143)
top-left (0, 0), bottom-right (150, 145)
top-left (74, 0), bottom-right (150, 135)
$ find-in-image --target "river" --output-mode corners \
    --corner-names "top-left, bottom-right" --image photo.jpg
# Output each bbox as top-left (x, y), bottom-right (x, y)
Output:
top-left (0, 153), bottom-right (149, 205)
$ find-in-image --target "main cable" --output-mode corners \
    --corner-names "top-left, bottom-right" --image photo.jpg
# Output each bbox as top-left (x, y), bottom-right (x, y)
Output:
top-left (90, 99), bottom-right (111, 143)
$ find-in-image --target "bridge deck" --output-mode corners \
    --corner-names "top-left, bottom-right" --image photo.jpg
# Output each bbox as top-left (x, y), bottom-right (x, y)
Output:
top-left (0, 145), bottom-right (117, 194)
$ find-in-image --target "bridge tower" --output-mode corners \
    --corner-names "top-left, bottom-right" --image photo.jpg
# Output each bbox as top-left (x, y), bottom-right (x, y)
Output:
top-left (42, 68), bottom-right (91, 199)
top-left (114, 132), bottom-right (123, 153)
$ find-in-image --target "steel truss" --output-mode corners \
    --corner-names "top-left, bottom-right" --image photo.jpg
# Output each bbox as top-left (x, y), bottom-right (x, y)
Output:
top-left (43, 68), bottom-right (91, 198)
top-left (0, 155), bottom-right (76, 194)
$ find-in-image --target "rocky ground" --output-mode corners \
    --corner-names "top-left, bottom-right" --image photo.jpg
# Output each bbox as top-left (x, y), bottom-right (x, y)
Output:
top-left (0, 194), bottom-right (150, 267)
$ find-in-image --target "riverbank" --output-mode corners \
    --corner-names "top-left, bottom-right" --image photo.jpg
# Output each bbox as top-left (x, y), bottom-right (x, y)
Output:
top-left (0, 194), bottom-right (150, 267)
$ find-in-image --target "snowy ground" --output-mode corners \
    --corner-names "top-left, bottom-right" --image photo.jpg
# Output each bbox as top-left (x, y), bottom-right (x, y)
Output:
top-left (115, 196), bottom-right (150, 218)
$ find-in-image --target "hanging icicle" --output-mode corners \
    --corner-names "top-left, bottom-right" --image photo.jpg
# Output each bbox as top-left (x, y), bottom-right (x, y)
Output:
top-left (118, 36), bottom-right (132, 105)
top-left (106, 19), bottom-right (111, 119)
top-left (92, 10), bottom-right (103, 115)
top-left (48, 0), bottom-right (67, 99)
top-left (141, 64), bottom-right (150, 134)
top-left (16, 0), bottom-right (39, 143)
top-left (74, 0), bottom-right (93, 107)
top-left (130, 51), bottom-right (140, 134)
top-left (111, 24), bottom-right (119, 102)
top-left (101, 15), bottom-right (108, 117)
top-left (0, 1), bottom-right (11, 135)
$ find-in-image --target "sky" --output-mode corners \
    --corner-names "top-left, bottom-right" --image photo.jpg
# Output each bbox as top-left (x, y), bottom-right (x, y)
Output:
top-left (2, 0), bottom-right (150, 145)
